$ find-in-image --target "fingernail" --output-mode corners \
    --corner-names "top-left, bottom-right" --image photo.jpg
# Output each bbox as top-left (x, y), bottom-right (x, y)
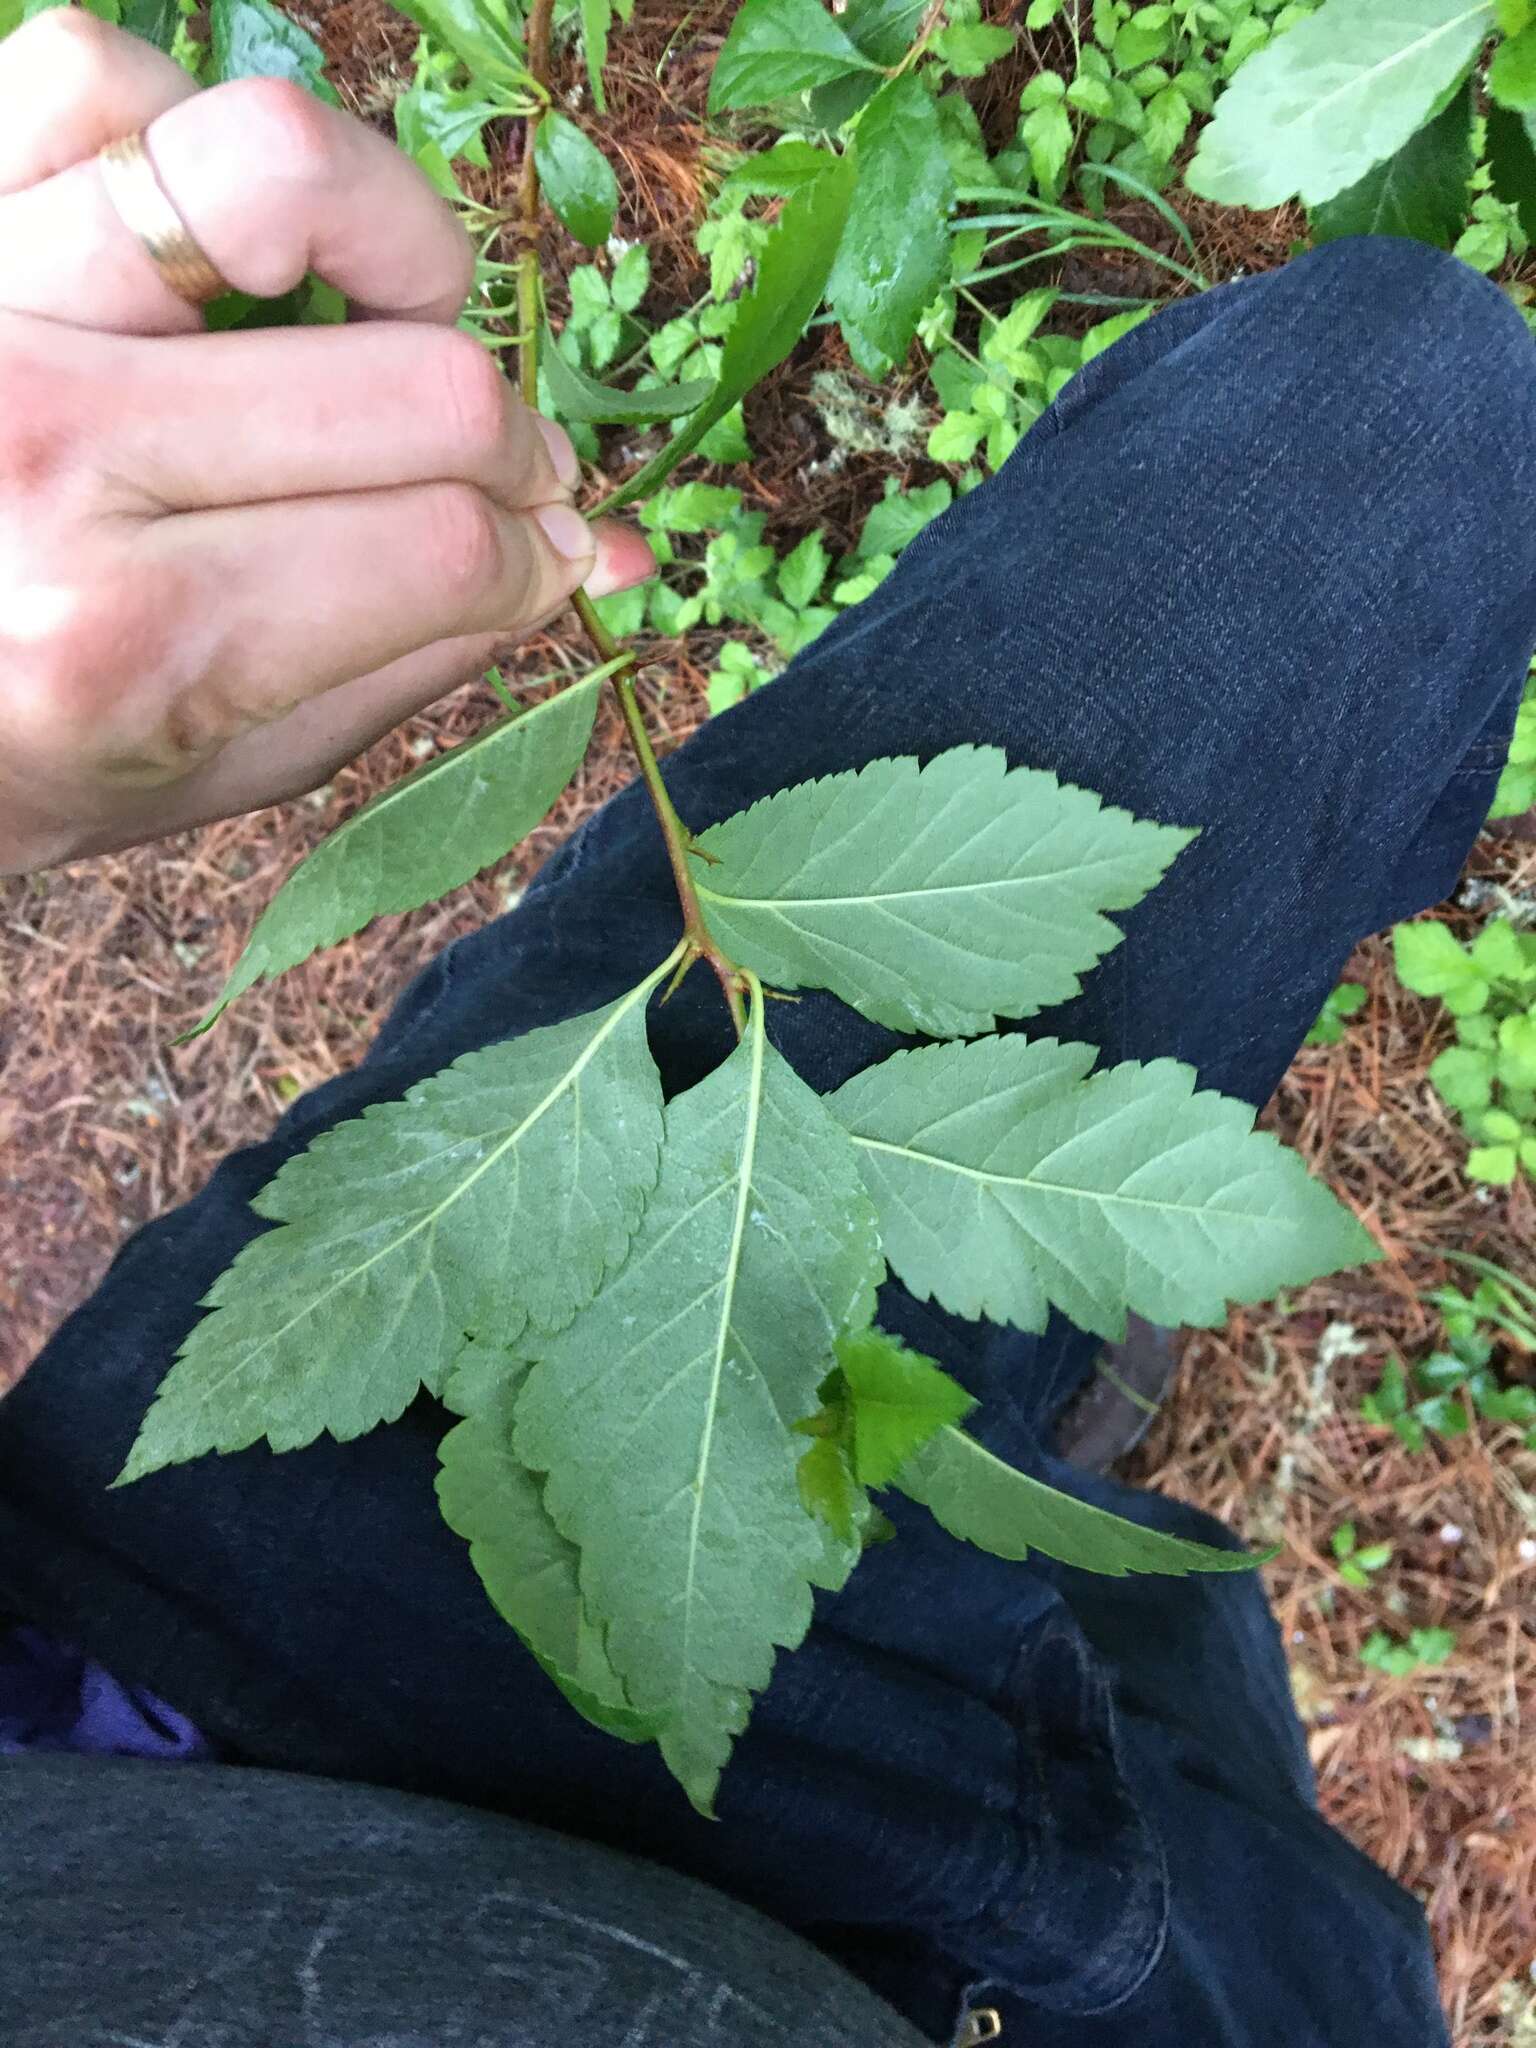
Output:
top-left (534, 502), bottom-right (594, 564)
top-left (534, 415), bottom-right (580, 489)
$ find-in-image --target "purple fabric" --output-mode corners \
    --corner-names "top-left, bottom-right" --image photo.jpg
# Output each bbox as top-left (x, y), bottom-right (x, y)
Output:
top-left (1, 1624), bottom-right (211, 1760)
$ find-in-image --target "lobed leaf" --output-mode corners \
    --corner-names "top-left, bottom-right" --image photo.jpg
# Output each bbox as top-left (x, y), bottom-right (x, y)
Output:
top-left (192, 669), bottom-right (609, 1034)
top-left (830, 1036), bottom-right (1379, 1341)
top-left (437, 1349), bottom-right (657, 1742)
top-left (694, 747), bottom-right (1194, 1039)
top-left (596, 153), bottom-right (857, 513)
top-left (535, 111), bottom-right (619, 248)
top-left (898, 1426), bottom-right (1265, 1575)
top-left (827, 74), bottom-right (955, 377)
top-left (708, 0), bottom-right (881, 114)
top-left (1311, 79), bottom-right (1473, 245)
top-left (515, 989), bottom-right (883, 1813)
top-left (118, 965), bottom-right (674, 1482)
top-left (1186, 0), bottom-right (1494, 211)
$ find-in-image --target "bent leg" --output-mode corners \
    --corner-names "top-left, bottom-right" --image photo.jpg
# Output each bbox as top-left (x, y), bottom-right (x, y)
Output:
top-left (4, 238), bottom-right (1532, 2043)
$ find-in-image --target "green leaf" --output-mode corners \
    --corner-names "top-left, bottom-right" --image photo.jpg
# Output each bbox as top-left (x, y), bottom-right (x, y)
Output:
top-left (208, 0), bottom-right (339, 99)
top-left (928, 410), bottom-right (987, 462)
top-left (1430, 1044), bottom-right (1496, 1111)
top-left (1022, 97), bottom-right (1075, 197)
top-left (609, 242), bottom-right (650, 312)
top-left (1488, 108), bottom-right (1536, 245)
top-left (694, 747), bottom-right (1194, 1039)
top-left (121, 0), bottom-right (179, 52)
top-left (541, 322), bottom-right (712, 423)
top-left (580, 0), bottom-right (613, 112)
top-left (194, 669), bottom-right (609, 1032)
top-left (840, 0), bottom-right (927, 63)
top-left (934, 19), bottom-right (1015, 75)
top-left (709, 0), bottom-right (882, 112)
top-left (436, 1352), bottom-right (657, 1741)
top-left (598, 154), bottom-right (856, 512)
top-left (1311, 81), bottom-right (1473, 246)
top-left (1186, 0), bottom-right (1494, 210)
top-left (1394, 920), bottom-right (1488, 1013)
top-left (828, 74), bottom-right (955, 376)
top-left (856, 478), bottom-right (953, 557)
top-left (535, 112), bottom-right (618, 248)
top-left (835, 1325), bottom-right (975, 1486)
top-left (1142, 82), bottom-right (1192, 161)
top-left (118, 967), bottom-right (673, 1482)
top-left (777, 529), bottom-right (829, 608)
top-left (720, 139), bottom-right (840, 202)
top-left (1468, 1142), bottom-right (1519, 1182)
top-left (898, 1425), bottom-right (1262, 1574)
top-left (388, 0), bottom-right (530, 88)
top-left (1490, 20), bottom-right (1536, 103)
top-left (514, 991), bottom-right (883, 1812)
top-left (830, 1036), bottom-right (1379, 1341)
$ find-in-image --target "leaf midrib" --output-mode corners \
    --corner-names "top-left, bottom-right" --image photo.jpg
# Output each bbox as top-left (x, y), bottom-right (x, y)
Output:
top-left (850, 1130), bottom-right (1280, 1222)
top-left (677, 993), bottom-right (769, 1693)
top-left (187, 959), bottom-right (672, 1400)
top-left (1268, 4), bottom-right (1490, 134)
top-left (698, 855), bottom-right (1133, 914)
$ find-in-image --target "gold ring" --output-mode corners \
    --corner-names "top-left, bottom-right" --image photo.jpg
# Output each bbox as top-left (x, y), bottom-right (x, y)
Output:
top-left (97, 129), bottom-right (229, 307)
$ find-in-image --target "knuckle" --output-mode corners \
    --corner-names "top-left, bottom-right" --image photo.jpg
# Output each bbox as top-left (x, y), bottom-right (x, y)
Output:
top-left (224, 76), bottom-right (336, 186)
top-left (0, 325), bottom-right (84, 492)
top-left (419, 483), bottom-right (506, 603)
top-left (11, 6), bottom-right (118, 89)
top-left (432, 329), bottom-right (511, 470)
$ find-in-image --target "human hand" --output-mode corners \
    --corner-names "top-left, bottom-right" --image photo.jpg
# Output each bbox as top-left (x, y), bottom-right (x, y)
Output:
top-left (0, 12), bottom-right (653, 874)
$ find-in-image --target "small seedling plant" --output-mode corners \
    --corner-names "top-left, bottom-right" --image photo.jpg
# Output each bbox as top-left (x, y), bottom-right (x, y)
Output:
top-left (1362, 1253), bottom-right (1536, 1452)
top-left (19, 0), bottom-right (1380, 1811)
top-left (1394, 915), bottom-right (1536, 1185)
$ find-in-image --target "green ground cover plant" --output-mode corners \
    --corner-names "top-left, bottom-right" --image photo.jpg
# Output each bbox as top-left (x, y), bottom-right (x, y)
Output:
top-left (1394, 916), bottom-right (1536, 1186)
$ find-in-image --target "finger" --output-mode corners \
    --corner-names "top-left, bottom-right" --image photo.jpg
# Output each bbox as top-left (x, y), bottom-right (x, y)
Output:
top-left (0, 77), bottom-right (472, 334)
top-left (107, 321), bottom-right (579, 514)
top-left (206, 525), bottom-right (653, 801)
top-left (0, 11), bottom-right (197, 196)
top-left (136, 500), bottom-right (652, 757)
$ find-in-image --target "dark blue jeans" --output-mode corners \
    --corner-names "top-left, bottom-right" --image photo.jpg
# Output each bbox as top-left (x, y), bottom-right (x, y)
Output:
top-left (4, 238), bottom-right (1534, 2046)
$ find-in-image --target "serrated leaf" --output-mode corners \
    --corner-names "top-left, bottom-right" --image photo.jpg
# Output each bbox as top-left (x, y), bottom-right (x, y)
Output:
top-left (899, 1425), bottom-right (1264, 1575)
top-left (193, 670), bottom-right (609, 1033)
top-left (437, 1350), bottom-right (658, 1742)
top-left (209, 0), bottom-right (339, 99)
top-left (720, 138), bottom-right (840, 200)
top-left (694, 747), bottom-right (1194, 1039)
top-left (708, 0), bottom-right (882, 113)
top-left (598, 155), bottom-right (856, 513)
top-left (835, 1325), bottom-right (975, 1486)
top-left (515, 990), bottom-right (883, 1812)
top-left (828, 74), bottom-right (955, 376)
top-left (535, 111), bottom-right (618, 248)
top-left (1311, 80), bottom-right (1472, 245)
top-left (118, 965), bottom-right (674, 1483)
top-left (1186, 0), bottom-right (1493, 211)
top-left (1393, 919), bottom-right (1488, 1011)
top-left (541, 322), bottom-right (713, 424)
top-left (1490, 19), bottom-right (1536, 103)
top-left (777, 529), bottom-right (829, 609)
top-left (830, 1037), bottom-right (1379, 1341)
